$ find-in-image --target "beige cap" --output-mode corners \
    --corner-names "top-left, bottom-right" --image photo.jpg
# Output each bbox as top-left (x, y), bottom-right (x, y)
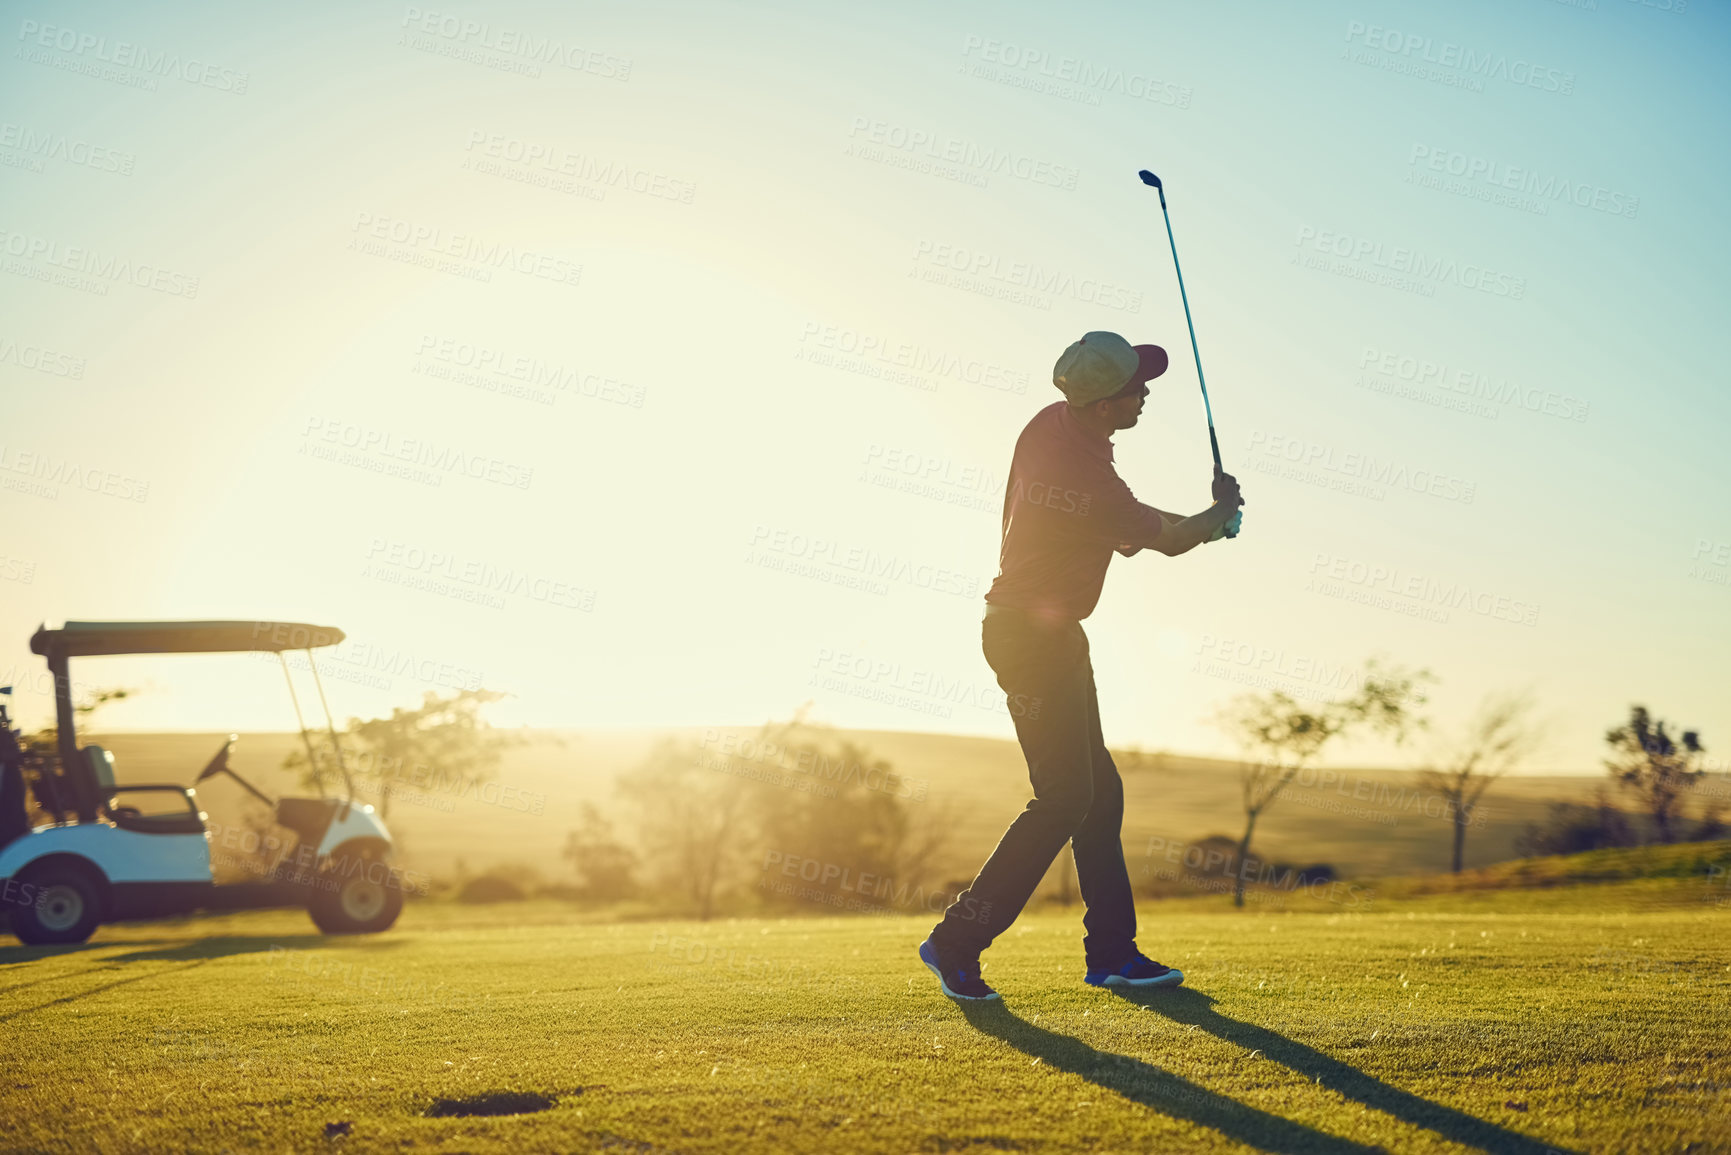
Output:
top-left (1053, 332), bottom-right (1168, 406)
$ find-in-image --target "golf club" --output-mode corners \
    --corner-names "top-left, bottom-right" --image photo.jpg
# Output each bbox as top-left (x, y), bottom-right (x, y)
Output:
top-left (1138, 168), bottom-right (1238, 539)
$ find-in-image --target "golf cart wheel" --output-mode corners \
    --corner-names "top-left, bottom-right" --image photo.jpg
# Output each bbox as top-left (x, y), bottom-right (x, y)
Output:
top-left (308, 861), bottom-right (404, 935)
top-left (11, 862), bottom-right (104, 945)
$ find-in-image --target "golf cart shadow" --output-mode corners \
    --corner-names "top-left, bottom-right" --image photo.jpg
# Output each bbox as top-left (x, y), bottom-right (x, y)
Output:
top-left (1113, 987), bottom-right (1581, 1155)
top-left (104, 932), bottom-right (406, 963)
top-left (0, 936), bottom-right (175, 966)
top-left (0, 931), bottom-right (405, 966)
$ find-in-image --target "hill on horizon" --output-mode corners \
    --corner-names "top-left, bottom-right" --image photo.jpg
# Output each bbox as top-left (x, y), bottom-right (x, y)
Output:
top-left (74, 725), bottom-right (1673, 890)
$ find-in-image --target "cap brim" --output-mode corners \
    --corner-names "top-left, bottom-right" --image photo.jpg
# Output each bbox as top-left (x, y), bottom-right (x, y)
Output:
top-left (1129, 344), bottom-right (1169, 385)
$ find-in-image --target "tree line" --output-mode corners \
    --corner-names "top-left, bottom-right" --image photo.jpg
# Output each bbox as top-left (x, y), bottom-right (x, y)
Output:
top-left (1211, 663), bottom-right (1718, 905)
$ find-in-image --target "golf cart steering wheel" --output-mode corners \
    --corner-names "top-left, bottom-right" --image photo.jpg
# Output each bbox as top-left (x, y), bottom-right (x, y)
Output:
top-left (195, 735), bottom-right (237, 783)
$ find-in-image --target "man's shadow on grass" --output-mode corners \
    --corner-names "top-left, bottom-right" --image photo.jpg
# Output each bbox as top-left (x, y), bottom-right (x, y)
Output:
top-left (1122, 987), bottom-right (1576, 1155)
top-left (959, 992), bottom-right (1578, 1155)
top-left (958, 998), bottom-right (1384, 1155)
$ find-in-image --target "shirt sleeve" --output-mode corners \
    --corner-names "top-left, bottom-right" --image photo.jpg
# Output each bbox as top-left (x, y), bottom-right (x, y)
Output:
top-left (1085, 469), bottom-right (1169, 552)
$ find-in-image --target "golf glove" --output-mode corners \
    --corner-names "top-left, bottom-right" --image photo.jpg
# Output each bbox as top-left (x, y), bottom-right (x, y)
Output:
top-left (1208, 509), bottom-right (1242, 542)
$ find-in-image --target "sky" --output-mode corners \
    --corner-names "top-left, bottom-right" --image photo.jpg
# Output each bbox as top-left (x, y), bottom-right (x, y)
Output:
top-left (3, 0), bottom-right (1727, 774)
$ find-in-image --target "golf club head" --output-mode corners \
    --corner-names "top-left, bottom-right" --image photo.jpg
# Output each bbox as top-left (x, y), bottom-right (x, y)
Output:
top-left (1137, 170), bottom-right (1162, 189)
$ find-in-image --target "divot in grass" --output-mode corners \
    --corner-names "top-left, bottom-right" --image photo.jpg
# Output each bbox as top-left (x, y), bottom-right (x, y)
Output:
top-left (423, 1090), bottom-right (557, 1117)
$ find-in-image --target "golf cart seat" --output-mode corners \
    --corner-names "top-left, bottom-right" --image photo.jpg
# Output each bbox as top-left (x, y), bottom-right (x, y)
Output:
top-left (76, 745), bottom-right (205, 835)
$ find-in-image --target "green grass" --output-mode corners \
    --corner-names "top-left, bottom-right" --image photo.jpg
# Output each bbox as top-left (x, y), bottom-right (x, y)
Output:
top-left (1371, 839), bottom-right (1731, 898)
top-left (4, 881), bottom-right (1729, 1153)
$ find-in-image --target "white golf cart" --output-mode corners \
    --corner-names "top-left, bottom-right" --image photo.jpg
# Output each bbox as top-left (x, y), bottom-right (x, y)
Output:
top-left (0, 620), bottom-right (403, 945)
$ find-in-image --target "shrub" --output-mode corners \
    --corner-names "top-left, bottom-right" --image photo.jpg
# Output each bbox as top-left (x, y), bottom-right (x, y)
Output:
top-left (458, 874), bottom-right (526, 904)
top-left (1181, 835), bottom-right (1242, 882)
top-left (1516, 787), bottom-right (1636, 857)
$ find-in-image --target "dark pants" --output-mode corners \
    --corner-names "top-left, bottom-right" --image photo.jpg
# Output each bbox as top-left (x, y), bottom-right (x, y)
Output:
top-left (930, 606), bottom-right (1137, 971)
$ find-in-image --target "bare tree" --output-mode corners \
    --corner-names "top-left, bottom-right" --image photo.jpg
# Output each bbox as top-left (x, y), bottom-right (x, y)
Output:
top-left (562, 801), bottom-right (640, 900)
top-left (1604, 706), bottom-right (1707, 844)
top-left (617, 734), bottom-right (751, 920)
top-left (1420, 692), bottom-right (1541, 873)
top-left (1218, 660), bottom-right (1430, 907)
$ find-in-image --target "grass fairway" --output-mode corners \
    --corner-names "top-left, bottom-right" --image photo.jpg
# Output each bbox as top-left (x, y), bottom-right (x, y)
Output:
top-left (3, 884), bottom-right (1728, 1154)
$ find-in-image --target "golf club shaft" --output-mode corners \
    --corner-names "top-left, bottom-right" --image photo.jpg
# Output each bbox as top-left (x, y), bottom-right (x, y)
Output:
top-left (1155, 192), bottom-right (1221, 473)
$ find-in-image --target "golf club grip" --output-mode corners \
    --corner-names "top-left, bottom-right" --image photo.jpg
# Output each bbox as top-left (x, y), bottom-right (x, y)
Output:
top-left (1209, 428), bottom-right (1237, 540)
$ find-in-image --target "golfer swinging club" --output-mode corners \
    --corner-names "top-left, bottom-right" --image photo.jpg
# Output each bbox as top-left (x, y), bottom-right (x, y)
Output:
top-left (919, 331), bottom-right (1244, 1001)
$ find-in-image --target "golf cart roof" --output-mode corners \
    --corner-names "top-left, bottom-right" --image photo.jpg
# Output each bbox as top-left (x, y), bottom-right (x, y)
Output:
top-left (31, 620), bottom-right (346, 658)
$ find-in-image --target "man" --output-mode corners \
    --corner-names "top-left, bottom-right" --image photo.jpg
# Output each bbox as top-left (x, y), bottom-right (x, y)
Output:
top-left (918, 331), bottom-right (1244, 1002)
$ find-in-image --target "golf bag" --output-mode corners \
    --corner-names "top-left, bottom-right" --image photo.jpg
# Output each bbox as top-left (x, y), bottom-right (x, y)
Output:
top-left (0, 697), bottom-right (30, 849)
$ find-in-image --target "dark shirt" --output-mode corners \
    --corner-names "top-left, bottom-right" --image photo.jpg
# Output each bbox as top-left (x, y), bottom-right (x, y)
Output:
top-left (983, 401), bottom-right (1170, 621)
